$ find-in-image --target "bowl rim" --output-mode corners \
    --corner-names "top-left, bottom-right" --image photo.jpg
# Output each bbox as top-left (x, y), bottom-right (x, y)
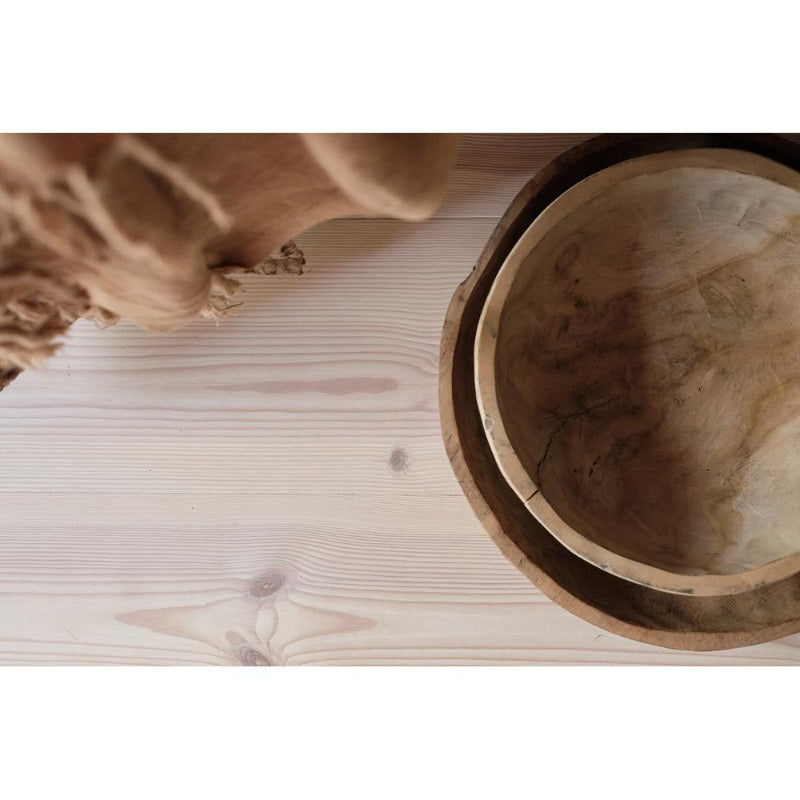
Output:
top-left (440, 133), bottom-right (800, 651)
top-left (474, 146), bottom-right (800, 596)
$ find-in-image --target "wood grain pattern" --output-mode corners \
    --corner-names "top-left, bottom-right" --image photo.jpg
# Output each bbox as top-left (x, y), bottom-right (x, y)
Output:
top-left (3, 134), bottom-right (800, 663)
top-left (442, 133), bottom-right (800, 652)
top-left (476, 147), bottom-right (800, 595)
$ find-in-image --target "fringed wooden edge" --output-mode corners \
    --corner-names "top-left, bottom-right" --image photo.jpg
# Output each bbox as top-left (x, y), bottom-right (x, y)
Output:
top-left (0, 135), bottom-right (305, 392)
top-left (203, 241), bottom-right (306, 319)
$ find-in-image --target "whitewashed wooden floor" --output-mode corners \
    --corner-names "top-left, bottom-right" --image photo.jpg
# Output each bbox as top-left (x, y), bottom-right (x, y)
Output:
top-left (3, 134), bottom-right (800, 665)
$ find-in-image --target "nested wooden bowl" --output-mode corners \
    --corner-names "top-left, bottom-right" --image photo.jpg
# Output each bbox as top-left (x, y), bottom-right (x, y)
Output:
top-left (440, 134), bottom-right (800, 650)
top-left (475, 147), bottom-right (800, 596)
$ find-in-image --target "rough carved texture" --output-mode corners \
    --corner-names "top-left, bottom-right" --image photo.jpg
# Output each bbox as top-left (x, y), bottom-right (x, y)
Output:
top-left (477, 149), bottom-right (800, 595)
top-left (0, 133), bottom-right (458, 383)
top-left (442, 134), bottom-right (800, 650)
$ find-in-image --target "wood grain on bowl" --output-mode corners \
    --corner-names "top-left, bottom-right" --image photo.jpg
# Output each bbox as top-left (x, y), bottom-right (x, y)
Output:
top-left (476, 148), bottom-right (800, 595)
top-left (442, 133), bottom-right (800, 650)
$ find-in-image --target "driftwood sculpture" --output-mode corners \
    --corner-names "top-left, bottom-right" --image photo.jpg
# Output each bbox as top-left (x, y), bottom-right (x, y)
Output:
top-left (0, 133), bottom-right (459, 389)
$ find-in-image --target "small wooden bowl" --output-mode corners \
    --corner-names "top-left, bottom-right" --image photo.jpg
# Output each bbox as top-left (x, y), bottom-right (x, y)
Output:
top-left (441, 134), bottom-right (800, 649)
top-left (475, 147), bottom-right (800, 596)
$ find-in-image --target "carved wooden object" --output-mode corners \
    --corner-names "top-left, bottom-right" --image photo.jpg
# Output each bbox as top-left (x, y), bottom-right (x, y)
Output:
top-left (441, 134), bottom-right (800, 649)
top-left (476, 148), bottom-right (800, 595)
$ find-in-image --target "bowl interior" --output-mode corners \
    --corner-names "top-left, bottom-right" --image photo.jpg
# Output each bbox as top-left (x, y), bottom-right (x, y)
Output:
top-left (476, 148), bottom-right (800, 595)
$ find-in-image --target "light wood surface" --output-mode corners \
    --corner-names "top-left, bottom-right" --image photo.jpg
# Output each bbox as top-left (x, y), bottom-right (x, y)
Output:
top-left (476, 147), bottom-right (800, 595)
top-left (3, 134), bottom-right (800, 664)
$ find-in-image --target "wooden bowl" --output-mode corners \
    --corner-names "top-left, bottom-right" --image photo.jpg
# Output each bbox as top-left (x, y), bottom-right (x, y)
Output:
top-left (440, 134), bottom-right (800, 650)
top-left (475, 147), bottom-right (800, 596)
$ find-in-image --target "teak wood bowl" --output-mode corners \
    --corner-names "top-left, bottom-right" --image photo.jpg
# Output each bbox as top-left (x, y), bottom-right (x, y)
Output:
top-left (440, 134), bottom-right (800, 650)
top-left (475, 148), bottom-right (800, 596)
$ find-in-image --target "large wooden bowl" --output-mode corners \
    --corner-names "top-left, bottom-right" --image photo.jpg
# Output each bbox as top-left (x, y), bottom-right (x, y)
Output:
top-left (440, 134), bottom-right (800, 650)
top-left (475, 147), bottom-right (800, 596)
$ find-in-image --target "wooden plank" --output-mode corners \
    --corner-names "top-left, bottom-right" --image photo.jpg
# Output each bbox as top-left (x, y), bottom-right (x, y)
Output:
top-left (0, 218), bottom-right (496, 495)
top-left (2, 493), bottom-right (800, 665)
top-left (434, 134), bottom-right (592, 219)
